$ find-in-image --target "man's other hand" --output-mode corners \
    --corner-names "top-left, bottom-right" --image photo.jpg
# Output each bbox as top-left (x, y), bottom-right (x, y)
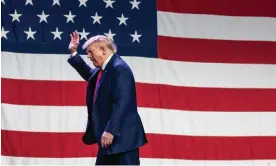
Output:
top-left (101, 131), bottom-right (114, 148)
top-left (69, 31), bottom-right (79, 54)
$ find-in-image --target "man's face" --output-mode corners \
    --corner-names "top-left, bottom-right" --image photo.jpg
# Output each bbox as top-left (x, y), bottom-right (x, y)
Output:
top-left (86, 43), bottom-right (105, 68)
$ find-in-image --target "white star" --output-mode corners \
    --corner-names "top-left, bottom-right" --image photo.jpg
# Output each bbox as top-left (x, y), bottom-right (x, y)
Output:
top-left (104, 29), bottom-right (116, 41)
top-left (24, 27), bottom-right (36, 40)
top-left (91, 12), bottom-right (102, 24)
top-left (79, 0), bottom-right (88, 7)
top-left (130, 0), bottom-right (140, 10)
top-left (103, 0), bottom-right (115, 8)
top-left (64, 10), bottom-right (76, 23)
top-left (37, 10), bottom-right (49, 23)
top-left (9, 10), bottom-right (22, 22)
top-left (78, 28), bottom-right (90, 40)
top-left (1, 27), bottom-right (9, 39)
top-left (2, 0), bottom-right (5, 5)
top-left (117, 13), bottom-right (128, 26)
top-left (130, 30), bottom-right (141, 43)
top-left (25, 0), bottom-right (33, 5)
top-left (52, 0), bottom-right (60, 6)
top-left (51, 27), bottom-right (63, 40)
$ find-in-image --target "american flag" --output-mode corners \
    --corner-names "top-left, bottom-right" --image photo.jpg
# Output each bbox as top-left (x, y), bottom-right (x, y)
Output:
top-left (1, 0), bottom-right (276, 165)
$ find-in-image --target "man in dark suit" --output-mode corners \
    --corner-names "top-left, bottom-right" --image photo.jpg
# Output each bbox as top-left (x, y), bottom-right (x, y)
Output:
top-left (67, 31), bottom-right (148, 165)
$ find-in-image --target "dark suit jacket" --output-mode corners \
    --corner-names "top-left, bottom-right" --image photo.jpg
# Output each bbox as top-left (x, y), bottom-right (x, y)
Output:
top-left (67, 53), bottom-right (148, 155)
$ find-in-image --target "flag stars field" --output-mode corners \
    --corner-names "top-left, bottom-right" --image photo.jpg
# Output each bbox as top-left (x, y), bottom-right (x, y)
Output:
top-left (2, 1), bottom-right (143, 43)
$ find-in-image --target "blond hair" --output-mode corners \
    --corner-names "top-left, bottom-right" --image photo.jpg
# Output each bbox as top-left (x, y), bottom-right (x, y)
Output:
top-left (82, 35), bottom-right (117, 53)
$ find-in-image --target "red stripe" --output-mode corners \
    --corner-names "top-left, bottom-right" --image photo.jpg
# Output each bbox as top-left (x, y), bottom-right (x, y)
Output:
top-left (158, 36), bottom-right (276, 64)
top-left (2, 130), bottom-right (276, 160)
top-left (157, 0), bottom-right (276, 17)
top-left (2, 78), bottom-right (276, 112)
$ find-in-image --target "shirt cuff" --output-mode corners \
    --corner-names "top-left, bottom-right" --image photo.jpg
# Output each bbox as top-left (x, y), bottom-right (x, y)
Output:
top-left (70, 51), bottom-right (77, 58)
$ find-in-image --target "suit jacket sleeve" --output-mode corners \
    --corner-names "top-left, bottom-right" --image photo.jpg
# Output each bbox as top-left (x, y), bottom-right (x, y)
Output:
top-left (105, 66), bottom-right (133, 136)
top-left (67, 53), bottom-right (95, 81)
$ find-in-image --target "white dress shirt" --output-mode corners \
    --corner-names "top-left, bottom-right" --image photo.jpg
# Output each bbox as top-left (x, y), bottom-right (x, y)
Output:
top-left (101, 53), bottom-right (113, 70)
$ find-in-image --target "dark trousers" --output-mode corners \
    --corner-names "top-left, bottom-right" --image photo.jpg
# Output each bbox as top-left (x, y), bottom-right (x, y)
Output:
top-left (95, 148), bottom-right (140, 165)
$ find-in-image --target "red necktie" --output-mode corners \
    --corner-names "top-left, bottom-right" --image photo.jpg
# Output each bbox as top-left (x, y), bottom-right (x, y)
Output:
top-left (93, 69), bottom-right (103, 102)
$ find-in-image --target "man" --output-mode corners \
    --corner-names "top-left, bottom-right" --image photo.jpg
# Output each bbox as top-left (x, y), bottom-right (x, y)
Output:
top-left (67, 31), bottom-right (148, 165)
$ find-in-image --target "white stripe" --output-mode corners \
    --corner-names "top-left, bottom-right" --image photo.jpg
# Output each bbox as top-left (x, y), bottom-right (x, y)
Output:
top-left (157, 11), bottom-right (276, 41)
top-left (2, 51), bottom-right (276, 89)
top-left (2, 103), bottom-right (276, 136)
top-left (2, 156), bottom-right (276, 165)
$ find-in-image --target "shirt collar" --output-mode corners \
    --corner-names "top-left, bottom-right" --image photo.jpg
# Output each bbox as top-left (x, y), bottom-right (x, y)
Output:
top-left (102, 53), bottom-right (113, 70)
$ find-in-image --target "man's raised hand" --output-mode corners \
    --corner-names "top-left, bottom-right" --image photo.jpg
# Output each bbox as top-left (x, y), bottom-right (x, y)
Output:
top-left (69, 31), bottom-right (79, 54)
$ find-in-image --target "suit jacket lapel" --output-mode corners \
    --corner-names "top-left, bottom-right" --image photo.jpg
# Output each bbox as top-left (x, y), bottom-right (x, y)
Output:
top-left (94, 69), bottom-right (107, 101)
top-left (94, 54), bottom-right (118, 103)
top-left (91, 68), bottom-right (100, 79)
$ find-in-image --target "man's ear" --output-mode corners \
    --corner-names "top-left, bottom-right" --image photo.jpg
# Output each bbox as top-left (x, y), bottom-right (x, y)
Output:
top-left (101, 46), bottom-right (107, 55)
top-left (100, 46), bottom-right (106, 54)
